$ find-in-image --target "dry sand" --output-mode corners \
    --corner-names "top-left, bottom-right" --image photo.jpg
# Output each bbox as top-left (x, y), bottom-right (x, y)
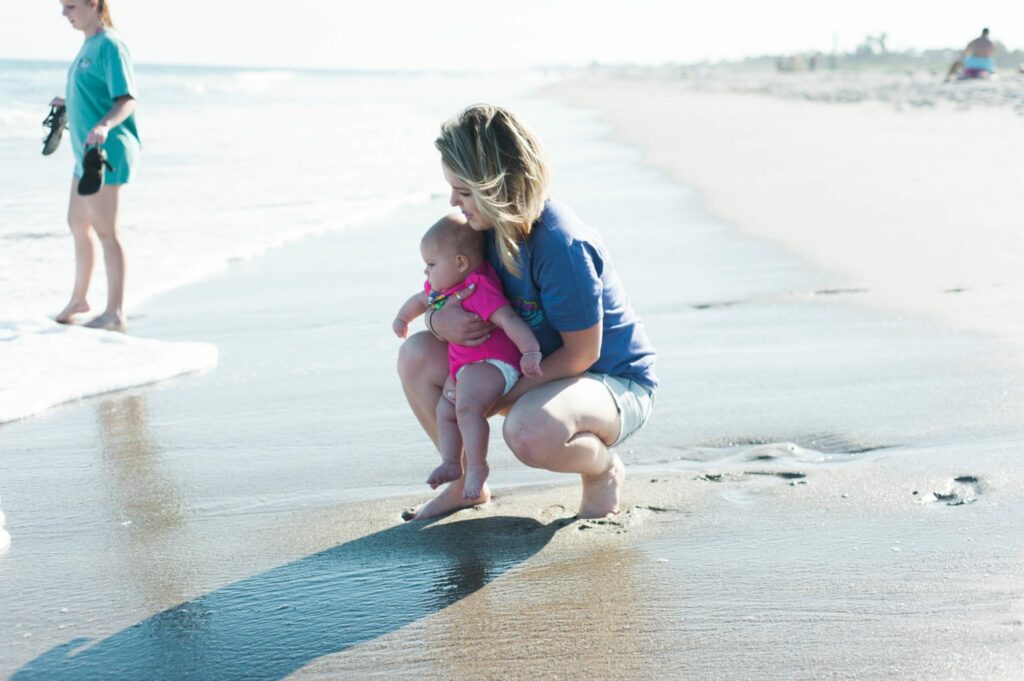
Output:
top-left (545, 75), bottom-right (1024, 348)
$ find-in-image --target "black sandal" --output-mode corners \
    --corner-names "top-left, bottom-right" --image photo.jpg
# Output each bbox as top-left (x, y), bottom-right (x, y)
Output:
top-left (42, 105), bottom-right (68, 156)
top-left (77, 145), bottom-right (115, 196)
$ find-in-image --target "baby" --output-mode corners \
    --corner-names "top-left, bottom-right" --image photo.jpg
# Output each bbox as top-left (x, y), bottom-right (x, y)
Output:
top-left (393, 214), bottom-right (543, 499)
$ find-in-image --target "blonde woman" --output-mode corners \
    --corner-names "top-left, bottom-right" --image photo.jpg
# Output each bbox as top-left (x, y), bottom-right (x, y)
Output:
top-left (52, 0), bottom-right (140, 331)
top-left (398, 105), bottom-right (657, 521)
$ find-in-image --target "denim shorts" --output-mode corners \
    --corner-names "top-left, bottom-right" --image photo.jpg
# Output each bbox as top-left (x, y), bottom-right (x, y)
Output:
top-left (586, 372), bottom-right (656, 447)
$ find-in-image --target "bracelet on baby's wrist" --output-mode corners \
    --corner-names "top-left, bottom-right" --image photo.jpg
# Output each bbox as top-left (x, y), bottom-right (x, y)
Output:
top-left (426, 309), bottom-right (444, 341)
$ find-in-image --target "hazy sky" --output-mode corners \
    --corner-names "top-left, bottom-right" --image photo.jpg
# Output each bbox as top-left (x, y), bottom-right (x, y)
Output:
top-left (4, 0), bottom-right (1021, 70)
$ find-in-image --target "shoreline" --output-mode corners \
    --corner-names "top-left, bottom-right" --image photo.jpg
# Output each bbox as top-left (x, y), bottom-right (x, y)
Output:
top-left (3, 83), bottom-right (1024, 678)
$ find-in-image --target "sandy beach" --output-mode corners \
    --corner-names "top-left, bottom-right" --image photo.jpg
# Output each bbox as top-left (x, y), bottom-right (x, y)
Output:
top-left (3, 71), bottom-right (1024, 680)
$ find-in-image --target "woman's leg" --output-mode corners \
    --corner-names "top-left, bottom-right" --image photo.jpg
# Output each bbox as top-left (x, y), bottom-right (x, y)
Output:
top-left (502, 376), bottom-right (623, 519)
top-left (56, 177), bottom-right (95, 323)
top-left (452, 362), bottom-right (506, 499)
top-left (397, 332), bottom-right (490, 519)
top-left (82, 183), bottom-right (126, 331)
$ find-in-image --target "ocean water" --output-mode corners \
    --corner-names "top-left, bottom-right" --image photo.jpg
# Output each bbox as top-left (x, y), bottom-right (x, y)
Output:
top-left (0, 59), bottom-right (550, 423)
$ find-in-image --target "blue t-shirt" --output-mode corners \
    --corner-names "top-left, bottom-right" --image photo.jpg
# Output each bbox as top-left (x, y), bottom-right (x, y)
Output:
top-left (66, 30), bottom-right (140, 169)
top-left (486, 200), bottom-right (658, 389)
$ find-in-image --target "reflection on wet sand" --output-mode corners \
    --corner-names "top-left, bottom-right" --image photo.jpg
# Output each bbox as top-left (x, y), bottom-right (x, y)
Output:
top-left (319, 540), bottom-right (660, 680)
top-left (95, 394), bottom-right (190, 613)
top-left (13, 515), bottom-right (567, 680)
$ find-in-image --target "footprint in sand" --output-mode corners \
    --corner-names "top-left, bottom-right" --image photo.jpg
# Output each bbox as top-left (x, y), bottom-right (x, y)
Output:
top-left (932, 475), bottom-right (983, 506)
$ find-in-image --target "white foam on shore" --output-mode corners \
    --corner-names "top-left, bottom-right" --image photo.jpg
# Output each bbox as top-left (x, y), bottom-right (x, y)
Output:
top-left (0, 317), bottom-right (218, 425)
top-left (0, 497), bottom-right (10, 554)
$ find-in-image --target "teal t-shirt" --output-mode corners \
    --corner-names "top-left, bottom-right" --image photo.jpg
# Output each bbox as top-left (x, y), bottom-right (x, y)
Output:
top-left (66, 29), bottom-right (141, 179)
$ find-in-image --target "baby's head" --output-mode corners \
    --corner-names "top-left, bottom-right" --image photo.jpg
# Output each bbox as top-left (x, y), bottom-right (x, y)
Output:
top-left (421, 213), bottom-right (485, 293)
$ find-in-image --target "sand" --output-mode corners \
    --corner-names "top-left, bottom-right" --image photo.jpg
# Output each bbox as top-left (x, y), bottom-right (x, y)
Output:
top-left (3, 76), bottom-right (1024, 679)
top-left (544, 74), bottom-right (1024, 348)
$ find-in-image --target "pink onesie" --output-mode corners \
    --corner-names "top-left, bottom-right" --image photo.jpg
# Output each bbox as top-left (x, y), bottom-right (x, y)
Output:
top-left (425, 262), bottom-right (522, 381)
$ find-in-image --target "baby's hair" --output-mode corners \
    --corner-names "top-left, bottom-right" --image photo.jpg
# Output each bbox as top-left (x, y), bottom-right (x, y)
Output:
top-left (422, 215), bottom-right (485, 264)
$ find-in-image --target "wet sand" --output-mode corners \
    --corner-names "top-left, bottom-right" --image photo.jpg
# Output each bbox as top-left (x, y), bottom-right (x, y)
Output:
top-left (2, 88), bottom-right (1024, 679)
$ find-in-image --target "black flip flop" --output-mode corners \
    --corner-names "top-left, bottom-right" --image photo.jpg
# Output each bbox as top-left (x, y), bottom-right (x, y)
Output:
top-left (77, 145), bottom-right (115, 196)
top-left (42, 105), bottom-right (68, 156)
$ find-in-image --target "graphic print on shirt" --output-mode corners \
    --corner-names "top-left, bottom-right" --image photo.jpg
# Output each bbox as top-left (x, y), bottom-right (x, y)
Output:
top-left (512, 297), bottom-right (544, 329)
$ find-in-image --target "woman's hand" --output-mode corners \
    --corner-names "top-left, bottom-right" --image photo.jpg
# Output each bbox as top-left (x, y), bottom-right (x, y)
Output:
top-left (86, 123), bottom-right (110, 146)
top-left (50, 97), bottom-right (66, 108)
top-left (430, 284), bottom-right (493, 346)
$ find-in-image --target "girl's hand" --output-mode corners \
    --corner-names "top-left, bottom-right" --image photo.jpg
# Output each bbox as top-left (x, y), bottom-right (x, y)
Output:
top-left (50, 97), bottom-right (66, 107)
top-left (86, 123), bottom-right (110, 146)
top-left (392, 317), bottom-right (409, 339)
top-left (520, 351), bottom-right (543, 378)
top-left (431, 284), bottom-right (493, 346)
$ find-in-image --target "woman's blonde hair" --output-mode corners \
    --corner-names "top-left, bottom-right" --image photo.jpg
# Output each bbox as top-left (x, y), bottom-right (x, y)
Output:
top-left (95, 0), bottom-right (115, 27)
top-left (435, 104), bottom-right (550, 277)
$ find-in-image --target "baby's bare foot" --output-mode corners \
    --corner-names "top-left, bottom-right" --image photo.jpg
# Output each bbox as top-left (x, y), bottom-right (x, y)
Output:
top-left (462, 465), bottom-right (490, 500)
top-left (84, 312), bottom-right (126, 333)
top-left (55, 300), bottom-right (90, 324)
top-left (427, 462), bottom-right (463, 490)
top-left (405, 479), bottom-right (490, 521)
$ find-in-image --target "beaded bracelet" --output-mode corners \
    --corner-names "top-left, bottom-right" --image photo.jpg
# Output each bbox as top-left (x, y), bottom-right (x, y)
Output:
top-left (522, 351), bottom-right (542, 358)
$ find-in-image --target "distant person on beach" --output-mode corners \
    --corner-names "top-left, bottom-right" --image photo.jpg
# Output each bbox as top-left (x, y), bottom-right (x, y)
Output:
top-left (393, 215), bottom-right (544, 500)
top-left (51, 0), bottom-right (141, 332)
top-left (946, 28), bottom-right (997, 81)
top-left (398, 104), bottom-right (657, 521)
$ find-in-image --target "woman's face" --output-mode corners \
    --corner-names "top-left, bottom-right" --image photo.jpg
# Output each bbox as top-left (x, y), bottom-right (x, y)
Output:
top-left (61, 0), bottom-right (99, 32)
top-left (443, 164), bottom-right (490, 231)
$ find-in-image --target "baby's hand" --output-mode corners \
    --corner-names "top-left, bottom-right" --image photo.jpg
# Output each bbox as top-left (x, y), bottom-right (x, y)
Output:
top-left (393, 317), bottom-right (409, 339)
top-left (520, 351), bottom-right (543, 378)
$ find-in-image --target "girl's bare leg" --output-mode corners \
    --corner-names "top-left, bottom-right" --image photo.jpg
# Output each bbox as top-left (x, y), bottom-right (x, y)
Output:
top-left (428, 377), bottom-right (465, 488)
top-left (397, 332), bottom-right (490, 519)
top-left (453, 363), bottom-right (506, 499)
top-left (82, 183), bottom-right (126, 332)
top-left (502, 376), bottom-right (623, 519)
top-left (56, 177), bottom-right (94, 323)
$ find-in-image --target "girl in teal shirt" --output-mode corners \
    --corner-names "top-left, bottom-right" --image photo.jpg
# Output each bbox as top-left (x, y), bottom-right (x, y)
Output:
top-left (52, 0), bottom-right (140, 333)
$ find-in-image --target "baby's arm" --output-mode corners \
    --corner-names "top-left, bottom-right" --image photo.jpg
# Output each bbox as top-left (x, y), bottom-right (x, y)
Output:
top-left (489, 305), bottom-right (543, 377)
top-left (394, 292), bottom-right (430, 339)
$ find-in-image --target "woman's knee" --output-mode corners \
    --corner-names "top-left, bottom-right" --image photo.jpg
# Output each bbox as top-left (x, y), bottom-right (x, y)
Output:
top-left (502, 407), bottom-right (565, 468)
top-left (397, 331), bottom-right (443, 384)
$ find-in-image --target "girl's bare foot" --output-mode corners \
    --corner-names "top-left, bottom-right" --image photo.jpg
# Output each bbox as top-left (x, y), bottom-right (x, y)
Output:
top-left (462, 464), bottom-right (489, 500)
top-left (578, 453), bottom-right (624, 519)
top-left (405, 477), bottom-right (490, 521)
top-left (84, 312), bottom-right (126, 333)
top-left (55, 300), bottom-right (90, 324)
top-left (427, 462), bottom-right (464, 490)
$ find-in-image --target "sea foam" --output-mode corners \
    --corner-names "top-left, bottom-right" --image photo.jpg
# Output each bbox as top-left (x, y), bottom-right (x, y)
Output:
top-left (0, 317), bottom-right (217, 425)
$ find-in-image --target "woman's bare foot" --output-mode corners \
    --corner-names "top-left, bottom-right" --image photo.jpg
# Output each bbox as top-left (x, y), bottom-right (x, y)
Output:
top-left (405, 477), bottom-right (490, 521)
top-left (55, 300), bottom-right (90, 324)
top-left (462, 464), bottom-right (489, 499)
top-left (578, 453), bottom-right (624, 519)
top-left (84, 312), bottom-right (126, 333)
top-left (427, 462), bottom-right (464, 490)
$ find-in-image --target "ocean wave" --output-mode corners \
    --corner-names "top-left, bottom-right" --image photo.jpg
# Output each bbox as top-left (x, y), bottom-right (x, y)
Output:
top-left (0, 317), bottom-right (218, 425)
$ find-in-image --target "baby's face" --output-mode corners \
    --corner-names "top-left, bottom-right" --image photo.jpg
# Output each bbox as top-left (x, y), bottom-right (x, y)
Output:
top-left (421, 239), bottom-right (465, 293)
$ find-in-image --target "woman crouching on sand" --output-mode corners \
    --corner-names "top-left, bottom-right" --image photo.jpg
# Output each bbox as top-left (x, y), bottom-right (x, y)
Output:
top-left (398, 104), bottom-right (658, 520)
top-left (52, 0), bottom-right (140, 332)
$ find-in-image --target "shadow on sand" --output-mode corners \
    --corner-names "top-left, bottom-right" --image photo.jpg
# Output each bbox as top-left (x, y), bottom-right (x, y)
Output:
top-left (14, 515), bottom-right (567, 680)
